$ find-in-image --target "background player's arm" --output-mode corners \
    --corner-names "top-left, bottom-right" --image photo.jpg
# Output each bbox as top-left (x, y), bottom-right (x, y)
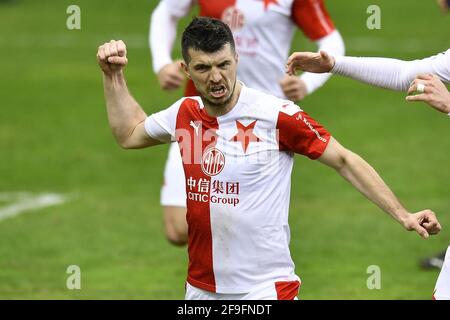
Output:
top-left (149, 0), bottom-right (186, 90)
top-left (317, 137), bottom-right (441, 238)
top-left (287, 50), bottom-right (449, 91)
top-left (98, 40), bottom-right (161, 149)
top-left (281, 0), bottom-right (345, 100)
top-left (298, 31), bottom-right (345, 94)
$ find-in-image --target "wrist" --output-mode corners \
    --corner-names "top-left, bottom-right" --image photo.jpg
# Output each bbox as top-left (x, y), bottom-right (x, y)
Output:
top-left (394, 209), bottom-right (411, 226)
top-left (329, 56), bottom-right (336, 72)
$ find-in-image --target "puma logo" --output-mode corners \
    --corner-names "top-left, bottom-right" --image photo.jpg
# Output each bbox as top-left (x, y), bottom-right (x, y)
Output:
top-left (190, 121), bottom-right (201, 136)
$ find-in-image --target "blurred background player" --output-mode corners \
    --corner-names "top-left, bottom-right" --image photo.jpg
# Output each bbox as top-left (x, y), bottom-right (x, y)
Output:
top-left (149, 0), bottom-right (345, 246)
top-left (286, 49), bottom-right (450, 269)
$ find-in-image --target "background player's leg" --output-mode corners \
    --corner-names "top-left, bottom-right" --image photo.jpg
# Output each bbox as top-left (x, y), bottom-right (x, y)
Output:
top-left (163, 206), bottom-right (188, 246)
top-left (161, 143), bottom-right (188, 246)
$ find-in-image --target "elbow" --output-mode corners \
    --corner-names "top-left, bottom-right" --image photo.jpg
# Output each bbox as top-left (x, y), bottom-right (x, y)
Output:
top-left (114, 134), bottom-right (134, 150)
top-left (118, 138), bottom-right (140, 150)
top-left (334, 148), bottom-right (354, 173)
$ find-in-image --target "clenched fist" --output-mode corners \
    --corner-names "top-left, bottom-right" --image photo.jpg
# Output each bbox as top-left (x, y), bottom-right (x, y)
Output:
top-left (97, 40), bottom-right (128, 76)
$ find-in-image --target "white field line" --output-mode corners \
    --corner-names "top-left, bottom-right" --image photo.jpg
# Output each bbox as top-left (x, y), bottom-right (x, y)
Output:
top-left (0, 192), bottom-right (69, 222)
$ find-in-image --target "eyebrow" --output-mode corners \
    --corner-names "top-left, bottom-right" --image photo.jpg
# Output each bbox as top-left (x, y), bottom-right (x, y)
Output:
top-left (192, 58), bottom-right (232, 68)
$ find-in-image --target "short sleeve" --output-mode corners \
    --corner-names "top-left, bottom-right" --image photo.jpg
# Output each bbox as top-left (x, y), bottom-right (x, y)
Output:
top-left (161, 0), bottom-right (196, 18)
top-left (276, 104), bottom-right (331, 159)
top-left (291, 0), bottom-right (335, 40)
top-left (144, 98), bottom-right (184, 143)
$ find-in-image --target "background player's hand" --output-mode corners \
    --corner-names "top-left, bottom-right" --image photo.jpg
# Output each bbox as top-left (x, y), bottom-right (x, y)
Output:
top-left (157, 60), bottom-right (185, 91)
top-left (438, 0), bottom-right (449, 14)
top-left (97, 40), bottom-right (128, 76)
top-left (279, 75), bottom-right (308, 101)
top-left (401, 209), bottom-right (441, 239)
top-left (406, 74), bottom-right (450, 114)
top-left (286, 50), bottom-right (335, 75)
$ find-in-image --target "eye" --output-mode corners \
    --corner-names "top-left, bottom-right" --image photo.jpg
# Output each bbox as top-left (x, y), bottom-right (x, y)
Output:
top-left (194, 65), bottom-right (209, 72)
top-left (218, 61), bottom-right (231, 69)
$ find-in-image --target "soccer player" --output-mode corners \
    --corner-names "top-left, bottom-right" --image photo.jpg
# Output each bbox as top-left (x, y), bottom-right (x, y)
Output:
top-left (150, 0), bottom-right (345, 246)
top-left (97, 17), bottom-right (441, 299)
top-left (286, 49), bottom-right (450, 269)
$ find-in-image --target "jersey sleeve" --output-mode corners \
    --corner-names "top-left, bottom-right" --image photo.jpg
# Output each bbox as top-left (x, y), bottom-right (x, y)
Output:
top-left (291, 0), bottom-right (335, 40)
top-left (144, 98), bottom-right (184, 143)
top-left (332, 49), bottom-right (450, 91)
top-left (276, 103), bottom-right (331, 159)
top-left (162, 0), bottom-right (196, 18)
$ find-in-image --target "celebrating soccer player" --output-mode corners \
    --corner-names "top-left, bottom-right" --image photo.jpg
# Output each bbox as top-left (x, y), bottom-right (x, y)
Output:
top-left (98, 17), bottom-right (441, 300)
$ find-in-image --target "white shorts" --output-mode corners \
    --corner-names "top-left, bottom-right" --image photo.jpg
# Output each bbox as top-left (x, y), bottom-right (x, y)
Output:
top-left (185, 280), bottom-right (300, 300)
top-left (433, 245), bottom-right (450, 300)
top-left (161, 142), bottom-right (186, 207)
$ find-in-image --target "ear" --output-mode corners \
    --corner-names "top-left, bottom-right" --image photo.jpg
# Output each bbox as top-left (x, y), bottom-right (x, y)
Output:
top-left (181, 61), bottom-right (191, 79)
top-left (235, 52), bottom-right (239, 65)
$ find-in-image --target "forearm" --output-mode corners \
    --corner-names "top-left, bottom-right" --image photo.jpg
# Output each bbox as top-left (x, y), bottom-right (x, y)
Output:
top-left (301, 30), bottom-right (345, 94)
top-left (337, 151), bottom-right (409, 224)
top-left (149, 1), bottom-right (178, 73)
top-left (331, 55), bottom-right (445, 92)
top-left (103, 71), bottom-right (147, 146)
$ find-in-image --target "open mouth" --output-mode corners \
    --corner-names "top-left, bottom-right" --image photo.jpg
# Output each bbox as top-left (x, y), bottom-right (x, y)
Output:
top-left (210, 85), bottom-right (227, 98)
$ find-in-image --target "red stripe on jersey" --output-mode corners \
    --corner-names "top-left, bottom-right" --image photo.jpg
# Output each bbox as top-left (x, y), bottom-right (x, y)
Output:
top-left (176, 98), bottom-right (219, 293)
top-left (291, 0), bottom-right (335, 40)
top-left (276, 110), bottom-right (330, 159)
top-left (198, 0), bottom-right (237, 19)
top-left (275, 280), bottom-right (301, 300)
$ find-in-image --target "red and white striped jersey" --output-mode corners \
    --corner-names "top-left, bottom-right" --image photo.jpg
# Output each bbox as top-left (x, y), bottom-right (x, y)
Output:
top-left (145, 85), bottom-right (331, 293)
top-left (164, 0), bottom-right (336, 98)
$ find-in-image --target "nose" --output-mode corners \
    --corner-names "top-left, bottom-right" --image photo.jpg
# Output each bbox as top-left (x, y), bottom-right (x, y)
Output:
top-left (209, 68), bottom-right (222, 83)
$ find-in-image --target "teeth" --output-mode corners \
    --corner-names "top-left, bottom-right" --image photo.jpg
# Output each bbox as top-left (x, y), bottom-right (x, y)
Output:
top-left (212, 87), bottom-right (225, 95)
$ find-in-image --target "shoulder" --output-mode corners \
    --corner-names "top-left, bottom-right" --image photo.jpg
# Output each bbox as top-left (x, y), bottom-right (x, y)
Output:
top-left (240, 86), bottom-right (302, 118)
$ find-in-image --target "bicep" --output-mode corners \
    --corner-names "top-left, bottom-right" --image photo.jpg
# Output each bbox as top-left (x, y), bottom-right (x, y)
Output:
top-left (124, 121), bottom-right (163, 149)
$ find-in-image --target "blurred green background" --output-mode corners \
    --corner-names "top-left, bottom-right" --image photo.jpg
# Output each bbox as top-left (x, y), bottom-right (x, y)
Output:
top-left (0, 0), bottom-right (448, 299)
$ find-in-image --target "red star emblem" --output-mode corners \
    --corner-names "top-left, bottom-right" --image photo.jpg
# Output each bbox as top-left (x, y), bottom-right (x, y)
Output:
top-left (230, 120), bottom-right (261, 153)
top-left (263, 0), bottom-right (278, 10)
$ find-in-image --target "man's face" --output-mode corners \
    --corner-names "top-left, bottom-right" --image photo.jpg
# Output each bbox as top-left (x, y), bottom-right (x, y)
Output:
top-left (183, 44), bottom-right (238, 108)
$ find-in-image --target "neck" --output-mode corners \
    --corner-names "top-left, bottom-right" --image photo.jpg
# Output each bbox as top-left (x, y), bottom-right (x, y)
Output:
top-left (204, 81), bottom-right (242, 117)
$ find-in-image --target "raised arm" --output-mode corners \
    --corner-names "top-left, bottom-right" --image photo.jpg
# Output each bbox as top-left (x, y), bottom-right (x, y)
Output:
top-left (317, 137), bottom-right (442, 238)
top-left (97, 40), bottom-right (161, 149)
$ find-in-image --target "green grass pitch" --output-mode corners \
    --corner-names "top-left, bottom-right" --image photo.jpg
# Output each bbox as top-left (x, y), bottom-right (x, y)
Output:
top-left (0, 0), bottom-right (448, 299)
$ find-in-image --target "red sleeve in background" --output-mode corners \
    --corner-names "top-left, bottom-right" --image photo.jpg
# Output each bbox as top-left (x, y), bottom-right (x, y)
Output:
top-left (291, 0), bottom-right (335, 40)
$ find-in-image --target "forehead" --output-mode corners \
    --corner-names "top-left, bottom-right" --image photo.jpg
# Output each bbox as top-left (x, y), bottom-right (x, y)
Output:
top-left (188, 43), bottom-right (235, 65)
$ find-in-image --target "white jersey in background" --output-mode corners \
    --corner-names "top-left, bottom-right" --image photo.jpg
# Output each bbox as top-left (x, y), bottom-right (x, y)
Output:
top-left (150, 0), bottom-right (345, 98)
top-left (144, 85), bottom-right (331, 294)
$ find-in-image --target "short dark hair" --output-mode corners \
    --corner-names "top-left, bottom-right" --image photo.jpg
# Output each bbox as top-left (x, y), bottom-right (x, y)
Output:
top-left (181, 17), bottom-right (235, 64)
